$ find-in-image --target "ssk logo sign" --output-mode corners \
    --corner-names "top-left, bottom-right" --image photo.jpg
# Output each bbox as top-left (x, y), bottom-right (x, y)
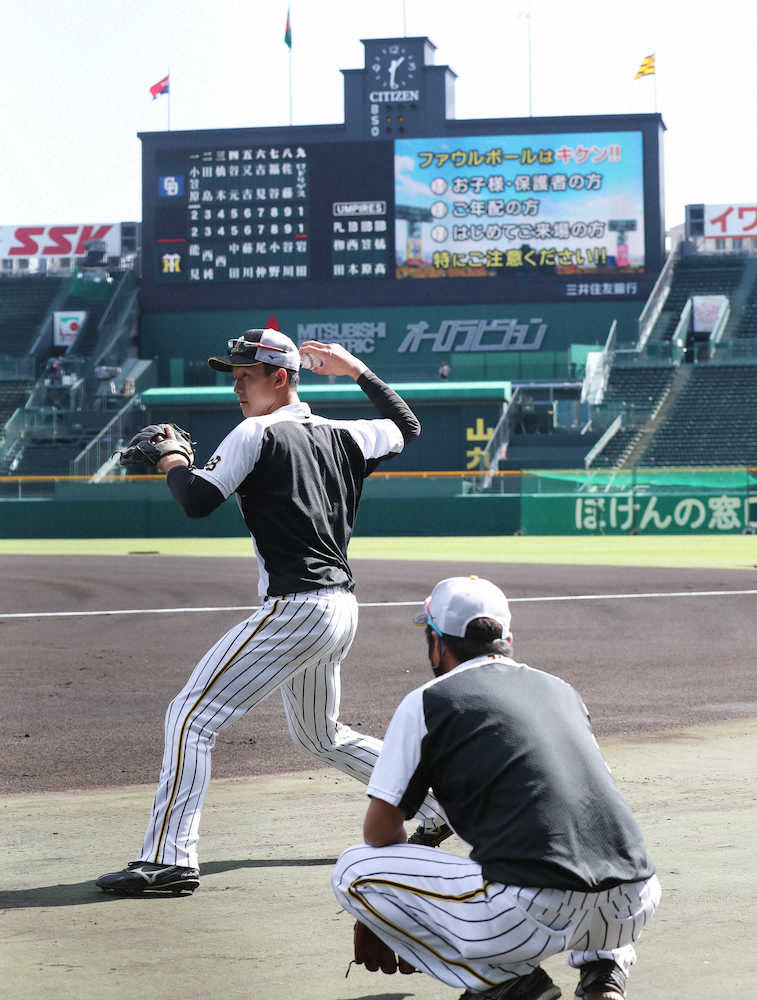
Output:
top-left (0, 224), bottom-right (120, 258)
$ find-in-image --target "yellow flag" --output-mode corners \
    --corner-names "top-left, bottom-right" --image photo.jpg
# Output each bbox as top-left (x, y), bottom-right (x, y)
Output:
top-left (635, 54), bottom-right (655, 79)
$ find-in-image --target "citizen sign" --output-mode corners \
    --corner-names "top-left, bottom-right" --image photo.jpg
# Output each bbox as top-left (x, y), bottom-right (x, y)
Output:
top-left (0, 224), bottom-right (118, 258)
top-left (368, 90), bottom-right (420, 103)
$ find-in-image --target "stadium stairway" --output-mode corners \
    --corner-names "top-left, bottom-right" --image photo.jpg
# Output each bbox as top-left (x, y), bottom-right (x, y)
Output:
top-left (588, 365), bottom-right (675, 469)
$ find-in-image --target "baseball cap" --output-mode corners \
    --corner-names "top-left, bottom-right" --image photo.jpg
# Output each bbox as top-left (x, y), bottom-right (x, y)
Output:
top-left (412, 575), bottom-right (511, 638)
top-left (208, 328), bottom-right (301, 373)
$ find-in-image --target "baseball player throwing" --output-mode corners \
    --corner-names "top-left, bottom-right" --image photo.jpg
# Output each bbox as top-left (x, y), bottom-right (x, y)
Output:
top-left (333, 576), bottom-right (661, 1000)
top-left (96, 329), bottom-right (448, 895)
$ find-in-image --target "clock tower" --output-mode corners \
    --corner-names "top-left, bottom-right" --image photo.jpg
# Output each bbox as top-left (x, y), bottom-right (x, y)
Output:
top-left (341, 36), bottom-right (457, 140)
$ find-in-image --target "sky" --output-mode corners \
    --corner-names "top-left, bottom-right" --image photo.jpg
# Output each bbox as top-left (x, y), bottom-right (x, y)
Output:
top-left (2, 0), bottom-right (755, 235)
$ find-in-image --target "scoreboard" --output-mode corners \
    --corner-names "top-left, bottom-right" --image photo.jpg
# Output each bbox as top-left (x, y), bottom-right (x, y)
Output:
top-left (139, 37), bottom-right (665, 315)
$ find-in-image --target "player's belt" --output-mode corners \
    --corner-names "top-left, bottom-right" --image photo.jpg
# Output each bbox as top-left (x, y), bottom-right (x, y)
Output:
top-left (265, 584), bottom-right (354, 601)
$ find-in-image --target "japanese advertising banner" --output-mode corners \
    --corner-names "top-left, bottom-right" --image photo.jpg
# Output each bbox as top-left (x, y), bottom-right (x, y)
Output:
top-left (703, 203), bottom-right (757, 240)
top-left (53, 311), bottom-right (87, 347)
top-left (394, 131), bottom-right (645, 278)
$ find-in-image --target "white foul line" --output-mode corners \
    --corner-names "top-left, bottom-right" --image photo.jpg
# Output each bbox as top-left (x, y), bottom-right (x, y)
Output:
top-left (1, 589), bottom-right (756, 620)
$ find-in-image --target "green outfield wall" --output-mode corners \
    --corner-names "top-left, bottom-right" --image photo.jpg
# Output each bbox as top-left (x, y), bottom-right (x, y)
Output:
top-left (1, 468), bottom-right (755, 538)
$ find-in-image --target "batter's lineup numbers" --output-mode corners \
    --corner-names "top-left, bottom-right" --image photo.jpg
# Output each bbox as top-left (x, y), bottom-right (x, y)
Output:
top-left (157, 145), bottom-right (310, 283)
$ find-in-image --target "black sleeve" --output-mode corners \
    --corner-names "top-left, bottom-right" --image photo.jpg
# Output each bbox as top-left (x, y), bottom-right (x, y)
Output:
top-left (357, 369), bottom-right (421, 444)
top-left (166, 465), bottom-right (226, 518)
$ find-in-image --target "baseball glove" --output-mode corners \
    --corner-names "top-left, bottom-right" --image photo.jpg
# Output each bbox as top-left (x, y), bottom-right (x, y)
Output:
top-left (350, 920), bottom-right (415, 975)
top-left (119, 423), bottom-right (195, 468)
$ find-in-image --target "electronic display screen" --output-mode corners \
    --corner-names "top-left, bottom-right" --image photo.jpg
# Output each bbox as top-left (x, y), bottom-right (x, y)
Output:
top-left (394, 131), bottom-right (645, 277)
top-left (142, 122), bottom-right (659, 309)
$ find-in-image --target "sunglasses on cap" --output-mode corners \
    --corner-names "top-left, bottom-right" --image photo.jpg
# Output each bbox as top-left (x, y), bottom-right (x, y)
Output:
top-left (423, 598), bottom-right (444, 637)
top-left (226, 336), bottom-right (291, 357)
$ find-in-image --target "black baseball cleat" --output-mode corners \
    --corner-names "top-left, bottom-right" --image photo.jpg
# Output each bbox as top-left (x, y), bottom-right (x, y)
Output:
top-left (574, 960), bottom-right (627, 1000)
top-left (458, 967), bottom-right (562, 1000)
top-left (95, 861), bottom-right (200, 895)
top-left (407, 822), bottom-right (454, 848)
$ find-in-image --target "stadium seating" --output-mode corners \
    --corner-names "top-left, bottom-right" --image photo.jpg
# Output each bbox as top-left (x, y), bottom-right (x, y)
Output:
top-left (603, 364), bottom-right (674, 409)
top-left (638, 363), bottom-right (757, 466)
top-left (0, 277), bottom-right (67, 356)
top-left (731, 276), bottom-right (757, 340)
top-left (661, 257), bottom-right (745, 328)
top-left (589, 426), bottom-right (642, 468)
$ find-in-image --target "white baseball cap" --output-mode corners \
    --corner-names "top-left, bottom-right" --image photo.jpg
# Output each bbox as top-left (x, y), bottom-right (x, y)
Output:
top-left (412, 575), bottom-right (511, 638)
top-left (208, 328), bottom-right (301, 372)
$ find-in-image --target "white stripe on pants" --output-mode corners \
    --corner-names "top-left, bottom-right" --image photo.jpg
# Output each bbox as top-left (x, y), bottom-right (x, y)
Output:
top-left (139, 589), bottom-right (445, 868)
top-left (332, 843), bottom-right (661, 992)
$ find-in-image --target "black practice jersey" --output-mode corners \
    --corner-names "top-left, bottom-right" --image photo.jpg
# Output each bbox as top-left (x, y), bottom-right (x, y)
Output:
top-left (367, 655), bottom-right (656, 892)
top-left (192, 401), bottom-right (403, 596)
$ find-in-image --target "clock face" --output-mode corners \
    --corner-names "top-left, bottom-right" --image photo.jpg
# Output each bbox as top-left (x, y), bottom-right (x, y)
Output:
top-left (370, 43), bottom-right (418, 91)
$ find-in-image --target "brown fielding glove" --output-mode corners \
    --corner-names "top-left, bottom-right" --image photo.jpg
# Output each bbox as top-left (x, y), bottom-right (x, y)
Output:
top-left (351, 920), bottom-right (415, 975)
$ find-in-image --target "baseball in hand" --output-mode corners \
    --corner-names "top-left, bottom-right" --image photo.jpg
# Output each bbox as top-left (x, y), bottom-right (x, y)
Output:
top-left (299, 350), bottom-right (324, 371)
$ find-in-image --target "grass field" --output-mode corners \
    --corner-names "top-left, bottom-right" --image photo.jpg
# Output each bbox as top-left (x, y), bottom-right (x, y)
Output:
top-left (1, 535), bottom-right (757, 569)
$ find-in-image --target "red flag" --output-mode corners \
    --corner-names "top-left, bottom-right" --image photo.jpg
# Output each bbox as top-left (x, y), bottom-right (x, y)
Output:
top-left (150, 74), bottom-right (170, 99)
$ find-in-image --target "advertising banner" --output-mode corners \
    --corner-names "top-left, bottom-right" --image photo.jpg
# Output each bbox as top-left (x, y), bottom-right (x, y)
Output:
top-left (522, 491), bottom-right (746, 535)
top-left (53, 311), bottom-right (87, 347)
top-left (0, 224), bottom-right (121, 259)
top-left (703, 204), bottom-right (757, 239)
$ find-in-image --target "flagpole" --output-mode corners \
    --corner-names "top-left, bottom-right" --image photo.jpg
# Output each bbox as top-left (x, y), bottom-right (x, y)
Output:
top-left (288, 48), bottom-right (293, 125)
top-left (527, 6), bottom-right (533, 116)
top-left (653, 56), bottom-right (657, 113)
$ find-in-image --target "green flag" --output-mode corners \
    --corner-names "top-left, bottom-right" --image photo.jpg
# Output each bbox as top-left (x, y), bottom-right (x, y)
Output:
top-left (284, 9), bottom-right (292, 49)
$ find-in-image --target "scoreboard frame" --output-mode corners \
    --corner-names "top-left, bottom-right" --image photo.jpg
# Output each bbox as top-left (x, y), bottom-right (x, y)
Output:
top-left (139, 37), bottom-right (665, 315)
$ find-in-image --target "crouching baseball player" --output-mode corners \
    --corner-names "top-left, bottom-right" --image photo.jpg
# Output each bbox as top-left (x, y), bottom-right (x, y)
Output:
top-left (96, 329), bottom-right (449, 896)
top-left (332, 576), bottom-right (661, 1000)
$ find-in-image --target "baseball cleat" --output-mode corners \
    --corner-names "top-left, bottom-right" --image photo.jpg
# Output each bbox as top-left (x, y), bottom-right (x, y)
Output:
top-left (574, 960), bottom-right (627, 999)
top-left (407, 822), bottom-right (454, 848)
top-left (95, 861), bottom-right (200, 895)
top-left (458, 966), bottom-right (562, 999)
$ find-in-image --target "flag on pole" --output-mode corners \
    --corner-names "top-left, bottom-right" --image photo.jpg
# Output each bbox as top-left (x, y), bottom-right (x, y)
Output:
top-left (284, 8), bottom-right (292, 49)
top-left (634, 55), bottom-right (655, 79)
top-left (150, 74), bottom-right (170, 99)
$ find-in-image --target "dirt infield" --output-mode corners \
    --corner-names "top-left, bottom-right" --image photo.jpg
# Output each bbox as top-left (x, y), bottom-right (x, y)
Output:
top-left (1, 555), bottom-right (756, 793)
top-left (1, 554), bottom-right (756, 999)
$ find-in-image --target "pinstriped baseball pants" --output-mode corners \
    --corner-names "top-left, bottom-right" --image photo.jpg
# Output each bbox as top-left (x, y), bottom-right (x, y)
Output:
top-left (139, 589), bottom-right (446, 868)
top-left (332, 843), bottom-right (661, 993)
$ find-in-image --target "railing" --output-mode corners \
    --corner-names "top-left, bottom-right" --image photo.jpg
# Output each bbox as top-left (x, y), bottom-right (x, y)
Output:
top-left (636, 242), bottom-right (681, 352)
top-left (709, 299), bottom-right (731, 349)
top-left (584, 414), bottom-right (622, 468)
top-left (581, 321), bottom-right (616, 406)
top-left (68, 394), bottom-right (144, 478)
top-left (670, 299), bottom-right (693, 365)
top-left (0, 356), bottom-right (35, 379)
top-left (89, 269), bottom-right (139, 368)
top-left (480, 389), bottom-right (519, 488)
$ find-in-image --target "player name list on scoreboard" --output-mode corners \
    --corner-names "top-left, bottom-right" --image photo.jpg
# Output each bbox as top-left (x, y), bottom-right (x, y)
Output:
top-left (154, 144), bottom-right (392, 284)
top-left (156, 146), bottom-right (309, 283)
